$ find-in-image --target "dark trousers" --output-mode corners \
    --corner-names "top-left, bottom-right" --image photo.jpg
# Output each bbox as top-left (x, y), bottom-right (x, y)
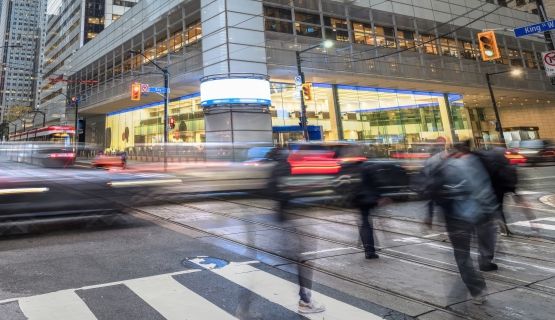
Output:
top-left (359, 206), bottom-right (376, 254)
top-left (445, 216), bottom-right (487, 297)
top-left (278, 198), bottom-right (313, 303)
top-left (476, 215), bottom-right (497, 266)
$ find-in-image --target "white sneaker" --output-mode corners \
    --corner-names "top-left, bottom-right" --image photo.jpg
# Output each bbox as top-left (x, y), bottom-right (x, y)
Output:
top-left (298, 299), bottom-right (326, 314)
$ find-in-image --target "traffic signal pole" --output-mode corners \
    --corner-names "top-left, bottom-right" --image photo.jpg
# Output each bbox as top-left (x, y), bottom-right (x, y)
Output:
top-left (296, 51), bottom-right (309, 141)
top-left (163, 69), bottom-right (169, 171)
top-left (536, 0), bottom-right (555, 51)
top-left (486, 73), bottom-right (505, 144)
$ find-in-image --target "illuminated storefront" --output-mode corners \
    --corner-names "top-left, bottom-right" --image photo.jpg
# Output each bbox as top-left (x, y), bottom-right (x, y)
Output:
top-left (105, 93), bottom-right (204, 152)
top-left (105, 82), bottom-right (470, 153)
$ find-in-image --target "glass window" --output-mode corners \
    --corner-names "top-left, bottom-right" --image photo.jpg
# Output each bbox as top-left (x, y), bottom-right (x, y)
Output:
top-left (264, 6), bottom-right (292, 20)
top-left (460, 40), bottom-right (479, 60)
top-left (325, 28), bottom-right (349, 42)
top-left (375, 26), bottom-right (396, 48)
top-left (352, 21), bottom-right (374, 45)
top-left (295, 23), bottom-right (322, 38)
top-left (295, 11), bottom-right (320, 25)
top-left (420, 34), bottom-right (439, 55)
top-left (397, 30), bottom-right (416, 51)
top-left (324, 17), bottom-right (347, 29)
top-left (265, 19), bottom-right (293, 34)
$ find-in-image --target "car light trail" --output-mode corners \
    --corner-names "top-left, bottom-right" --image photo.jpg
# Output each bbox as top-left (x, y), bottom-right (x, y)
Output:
top-left (0, 187), bottom-right (50, 195)
top-left (107, 179), bottom-right (182, 187)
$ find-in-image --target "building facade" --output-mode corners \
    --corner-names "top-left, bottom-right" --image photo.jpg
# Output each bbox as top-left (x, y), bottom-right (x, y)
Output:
top-left (65, 0), bottom-right (555, 154)
top-left (38, 0), bottom-right (139, 131)
top-left (0, 0), bottom-right (47, 125)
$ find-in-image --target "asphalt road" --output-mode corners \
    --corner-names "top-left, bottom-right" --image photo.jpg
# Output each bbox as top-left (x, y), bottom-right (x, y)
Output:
top-left (1, 159), bottom-right (555, 320)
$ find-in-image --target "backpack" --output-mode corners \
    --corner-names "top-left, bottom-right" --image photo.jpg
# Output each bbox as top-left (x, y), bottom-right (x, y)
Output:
top-left (474, 150), bottom-right (517, 194)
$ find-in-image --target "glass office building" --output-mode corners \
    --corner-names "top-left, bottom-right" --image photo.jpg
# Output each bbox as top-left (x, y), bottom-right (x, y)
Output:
top-left (104, 83), bottom-right (471, 153)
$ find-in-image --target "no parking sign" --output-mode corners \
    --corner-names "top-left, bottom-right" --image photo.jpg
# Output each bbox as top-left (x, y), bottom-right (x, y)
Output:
top-left (542, 51), bottom-right (555, 77)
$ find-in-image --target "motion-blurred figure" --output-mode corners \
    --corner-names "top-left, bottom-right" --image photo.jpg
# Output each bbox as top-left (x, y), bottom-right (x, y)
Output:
top-left (268, 147), bottom-right (325, 314)
top-left (424, 141), bottom-right (498, 304)
top-left (354, 163), bottom-right (387, 259)
top-left (475, 147), bottom-right (517, 237)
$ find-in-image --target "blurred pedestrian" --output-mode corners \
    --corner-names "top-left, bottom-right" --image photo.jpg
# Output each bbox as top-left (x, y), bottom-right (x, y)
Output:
top-left (474, 147), bottom-right (517, 237)
top-left (424, 140), bottom-right (498, 304)
top-left (267, 147), bottom-right (325, 314)
top-left (355, 163), bottom-right (393, 259)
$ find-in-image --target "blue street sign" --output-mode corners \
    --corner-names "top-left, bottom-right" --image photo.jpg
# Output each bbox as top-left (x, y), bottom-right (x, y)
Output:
top-left (148, 87), bottom-right (170, 94)
top-left (514, 20), bottom-right (555, 37)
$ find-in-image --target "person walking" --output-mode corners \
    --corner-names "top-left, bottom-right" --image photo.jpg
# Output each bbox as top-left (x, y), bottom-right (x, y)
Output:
top-left (355, 162), bottom-right (392, 259)
top-left (268, 147), bottom-right (326, 314)
top-left (424, 141), bottom-right (498, 304)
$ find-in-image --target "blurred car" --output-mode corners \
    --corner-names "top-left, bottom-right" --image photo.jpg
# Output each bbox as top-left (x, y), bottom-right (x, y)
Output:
top-left (92, 152), bottom-right (127, 168)
top-left (268, 143), bottom-right (368, 205)
top-left (505, 140), bottom-right (555, 165)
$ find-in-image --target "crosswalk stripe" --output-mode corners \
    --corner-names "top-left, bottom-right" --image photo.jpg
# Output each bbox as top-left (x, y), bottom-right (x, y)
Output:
top-left (192, 261), bottom-right (383, 320)
top-left (18, 290), bottom-right (97, 320)
top-left (125, 274), bottom-right (238, 320)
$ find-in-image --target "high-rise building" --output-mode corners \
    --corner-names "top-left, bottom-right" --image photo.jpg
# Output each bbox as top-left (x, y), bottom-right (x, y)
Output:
top-left (0, 0), bottom-right (48, 124)
top-left (60, 0), bottom-right (555, 152)
top-left (39, 0), bottom-right (139, 128)
top-left (495, 0), bottom-right (555, 17)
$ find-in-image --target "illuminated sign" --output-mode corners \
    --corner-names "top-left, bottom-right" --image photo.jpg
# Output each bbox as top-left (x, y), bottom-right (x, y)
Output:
top-left (200, 78), bottom-right (271, 107)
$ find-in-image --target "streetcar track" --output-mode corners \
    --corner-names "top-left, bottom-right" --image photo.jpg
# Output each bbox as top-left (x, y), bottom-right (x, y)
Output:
top-left (5, 165), bottom-right (555, 319)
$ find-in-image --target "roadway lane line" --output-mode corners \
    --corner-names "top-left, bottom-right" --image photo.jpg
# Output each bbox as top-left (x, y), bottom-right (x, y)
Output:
top-left (191, 261), bottom-right (383, 320)
top-left (18, 290), bottom-right (97, 320)
top-left (301, 247), bottom-right (358, 255)
top-left (125, 275), bottom-right (237, 320)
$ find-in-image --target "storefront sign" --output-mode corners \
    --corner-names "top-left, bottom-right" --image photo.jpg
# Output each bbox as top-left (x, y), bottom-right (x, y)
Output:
top-left (542, 51), bottom-right (555, 77)
top-left (200, 78), bottom-right (271, 107)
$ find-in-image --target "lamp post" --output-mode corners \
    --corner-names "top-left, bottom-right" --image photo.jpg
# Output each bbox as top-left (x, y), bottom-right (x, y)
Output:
top-left (296, 40), bottom-right (334, 141)
top-left (485, 68), bottom-right (523, 144)
top-left (130, 50), bottom-right (170, 169)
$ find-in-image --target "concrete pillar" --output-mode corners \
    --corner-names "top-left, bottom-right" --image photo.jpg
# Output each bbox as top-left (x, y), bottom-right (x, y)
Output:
top-left (200, 0), bottom-right (272, 159)
top-left (438, 94), bottom-right (457, 144)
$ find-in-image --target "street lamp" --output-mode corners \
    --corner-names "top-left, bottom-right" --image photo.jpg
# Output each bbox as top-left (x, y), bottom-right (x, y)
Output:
top-left (129, 50), bottom-right (170, 169)
top-left (485, 68), bottom-right (524, 144)
top-left (296, 40), bottom-right (334, 141)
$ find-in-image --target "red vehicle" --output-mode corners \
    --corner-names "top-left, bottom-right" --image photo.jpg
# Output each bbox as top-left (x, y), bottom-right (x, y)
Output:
top-left (92, 152), bottom-right (127, 168)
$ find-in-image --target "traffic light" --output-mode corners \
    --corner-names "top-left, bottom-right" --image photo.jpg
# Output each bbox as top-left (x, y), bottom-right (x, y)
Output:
top-left (131, 83), bottom-right (141, 101)
top-left (477, 31), bottom-right (501, 62)
top-left (169, 117), bottom-right (175, 130)
top-left (301, 83), bottom-right (313, 102)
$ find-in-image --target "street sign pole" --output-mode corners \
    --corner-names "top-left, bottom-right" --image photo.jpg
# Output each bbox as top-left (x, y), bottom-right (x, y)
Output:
top-left (537, 0), bottom-right (555, 51)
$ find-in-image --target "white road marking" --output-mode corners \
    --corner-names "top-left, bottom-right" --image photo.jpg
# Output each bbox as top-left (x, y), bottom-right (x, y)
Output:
top-left (18, 290), bottom-right (97, 320)
top-left (510, 217), bottom-right (555, 231)
top-left (520, 176), bottom-right (555, 181)
top-left (424, 242), bottom-right (555, 273)
top-left (0, 269), bottom-right (201, 305)
top-left (125, 275), bottom-right (237, 320)
top-left (301, 247), bottom-right (358, 255)
top-left (516, 191), bottom-right (543, 195)
top-left (191, 261), bottom-right (383, 320)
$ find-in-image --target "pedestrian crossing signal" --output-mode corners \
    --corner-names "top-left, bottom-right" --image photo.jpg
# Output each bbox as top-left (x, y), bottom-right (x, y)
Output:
top-left (131, 83), bottom-right (141, 101)
top-left (301, 83), bottom-right (313, 102)
top-left (478, 31), bottom-right (501, 62)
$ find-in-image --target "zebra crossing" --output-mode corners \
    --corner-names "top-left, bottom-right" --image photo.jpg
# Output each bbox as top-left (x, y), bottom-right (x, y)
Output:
top-left (0, 258), bottom-right (384, 320)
